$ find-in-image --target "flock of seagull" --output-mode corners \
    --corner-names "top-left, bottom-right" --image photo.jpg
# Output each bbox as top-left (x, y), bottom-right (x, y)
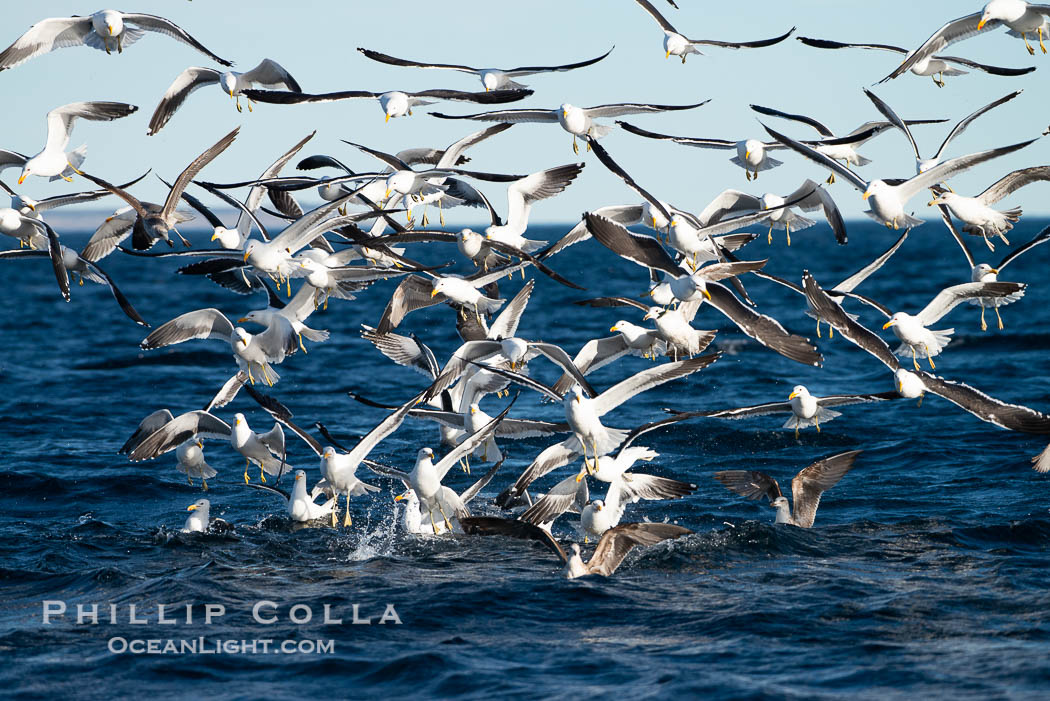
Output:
top-left (5, 2), bottom-right (1050, 580)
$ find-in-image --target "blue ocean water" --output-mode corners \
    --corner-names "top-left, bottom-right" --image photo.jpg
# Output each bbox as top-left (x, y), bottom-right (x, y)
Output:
top-left (2, 219), bottom-right (1050, 699)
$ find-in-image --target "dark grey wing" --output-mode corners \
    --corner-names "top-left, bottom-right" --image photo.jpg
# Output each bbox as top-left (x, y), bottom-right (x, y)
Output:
top-left (79, 259), bottom-right (150, 327)
top-left (519, 474), bottom-right (585, 525)
top-left (146, 66), bottom-right (222, 136)
top-left (803, 272), bottom-right (900, 371)
top-left (933, 90), bottom-right (1023, 162)
top-left (162, 127), bottom-right (240, 220)
top-left (998, 224), bottom-right (1050, 271)
top-left (934, 56), bottom-right (1035, 77)
top-left (862, 88), bottom-right (920, 161)
top-left (916, 372), bottom-right (1050, 434)
top-left (120, 409), bottom-right (175, 455)
top-left (617, 120), bottom-right (736, 149)
top-left (30, 219), bottom-right (70, 302)
top-left (588, 523), bottom-right (691, 577)
top-left (633, 0), bottom-right (678, 33)
top-left (761, 124), bottom-right (868, 193)
top-left (538, 205), bottom-right (644, 260)
top-left (242, 89), bottom-right (380, 104)
top-left (356, 47), bottom-right (478, 73)
top-left (587, 135), bottom-right (674, 227)
top-left (342, 140), bottom-right (412, 172)
top-left (573, 296), bottom-right (651, 313)
top-left (376, 275), bottom-right (442, 333)
top-left (585, 212), bottom-right (682, 277)
top-left (245, 482), bottom-right (291, 501)
top-left (530, 342), bottom-right (598, 398)
top-left (713, 470), bottom-right (782, 502)
top-left (976, 166), bottom-right (1050, 206)
top-left (128, 411), bottom-right (231, 461)
top-left (791, 450), bottom-right (862, 528)
top-left (361, 326), bottom-right (440, 379)
top-left (816, 393), bottom-right (899, 408)
top-left (504, 47), bottom-right (614, 75)
top-left (749, 103), bottom-right (834, 137)
top-left (459, 516), bottom-right (568, 564)
top-left (878, 11), bottom-right (991, 83)
top-left (429, 108), bottom-right (558, 124)
top-left (426, 340), bottom-right (504, 399)
top-left (796, 36), bottom-right (906, 54)
top-left (702, 400), bottom-right (795, 419)
top-left (123, 13), bottom-right (233, 66)
top-left (689, 27), bottom-right (795, 50)
top-left (705, 282), bottom-right (822, 367)
top-left (618, 473), bottom-right (695, 503)
top-left (410, 88), bottom-right (534, 104)
top-left (33, 170), bottom-right (151, 212)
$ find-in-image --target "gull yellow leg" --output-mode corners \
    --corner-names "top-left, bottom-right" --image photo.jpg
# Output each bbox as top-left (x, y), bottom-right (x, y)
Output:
top-left (259, 466), bottom-right (267, 483)
top-left (332, 504), bottom-right (339, 528)
top-left (816, 319), bottom-right (821, 338)
top-left (572, 135), bottom-right (579, 155)
top-left (117, 32), bottom-right (123, 53)
top-left (344, 494), bottom-right (352, 527)
top-left (794, 418), bottom-right (800, 440)
top-left (298, 333), bottom-right (307, 354)
top-left (826, 172), bottom-right (835, 185)
top-left (1040, 26), bottom-right (1048, 54)
top-left (187, 475), bottom-right (194, 486)
top-left (104, 38), bottom-right (111, 55)
top-left (828, 324), bottom-right (834, 339)
top-left (979, 300), bottom-right (988, 332)
top-left (767, 224), bottom-right (773, 245)
top-left (911, 346), bottom-right (920, 372)
top-left (917, 393), bottom-right (924, 408)
top-left (437, 503), bottom-right (453, 533)
top-left (323, 295), bottom-right (328, 311)
top-left (786, 223), bottom-right (792, 247)
top-left (247, 99), bottom-right (254, 113)
top-left (815, 414), bottom-right (821, 433)
top-left (745, 170), bottom-right (752, 182)
top-left (246, 366), bottom-right (256, 385)
top-left (202, 479), bottom-right (208, 491)
top-left (925, 346), bottom-right (936, 370)
top-left (994, 303), bottom-right (1004, 330)
top-left (1024, 32), bottom-right (1036, 55)
top-left (244, 458), bottom-right (251, 484)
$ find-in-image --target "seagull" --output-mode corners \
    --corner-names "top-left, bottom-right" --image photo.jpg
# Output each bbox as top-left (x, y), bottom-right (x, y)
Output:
top-left (431, 99), bottom-right (709, 153)
top-left (582, 213), bottom-right (823, 367)
top-left (147, 59), bottom-right (302, 135)
top-left (762, 122), bottom-right (1036, 229)
top-left (183, 499), bottom-right (214, 533)
top-left (396, 460), bottom-right (504, 535)
top-left (356, 46), bottom-right (614, 90)
top-left (863, 88), bottom-right (1023, 174)
top-left (929, 166), bottom-right (1050, 248)
top-left (714, 450), bottom-right (862, 527)
top-left (242, 86), bottom-right (533, 122)
top-left (804, 272), bottom-right (1050, 433)
top-left (879, 2), bottom-right (1050, 84)
top-left (937, 209), bottom-right (1048, 330)
top-left (796, 35), bottom-right (1036, 86)
top-left (10, 102), bottom-right (138, 184)
top-left (247, 470), bottom-right (338, 523)
top-left (73, 128), bottom-right (240, 250)
top-left (486, 355), bottom-right (721, 505)
top-left (0, 10), bottom-right (232, 70)
top-left (860, 280), bottom-right (1027, 369)
top-left (631, 0), bottom-right (795, 63)
top-left (749, 103), bottom-right (950, 180)
top-left (174, 439), bottom-right (215, 490)
top-left (549, 323), bottom-right (671, 397)
top-left (459, 517), bottom-right (691, 579)
top-left (666, 385), bottom-right (897, 438)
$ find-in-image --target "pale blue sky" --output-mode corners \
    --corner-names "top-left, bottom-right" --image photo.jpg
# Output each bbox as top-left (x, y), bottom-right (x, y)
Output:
top-left (2, 1), bottom-right (1046, 225)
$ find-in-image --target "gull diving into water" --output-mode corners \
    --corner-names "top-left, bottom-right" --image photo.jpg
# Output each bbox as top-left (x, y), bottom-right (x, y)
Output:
top-left (6, 102), bottom-right (138, 184)
top-left (356, 46), bottom-right (614, 91)
top-left (147, 59), bottom-right (302, 135)
top-left (0, 9), bottom-right (233, 70)
top-left (631, 0), bottom-right (795, 63)
top-left (460, 517), bottom-right (691, 579)
top-left (714, 450), bottom-right (862, 528)
top-left (879, 1), bottom-right (1050, 84)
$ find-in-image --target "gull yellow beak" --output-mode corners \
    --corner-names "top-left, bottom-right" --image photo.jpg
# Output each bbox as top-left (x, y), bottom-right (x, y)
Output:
top-left (862, 190), bottom-right (872, 200)
top-left (562, 110), bottom-right (568, 118)
top-left (897, 381), bottom-right (903, 393)
top-left (211, 232), bottom-right (219, 241)
top-left (17, 174), bottom-right (26, 185)
top-left (927, 199), bottom-right (936, 206)
top-left (197, 441), bottom-right (203, 449)
top-left (574, 395), bottom-right (581, 404)
top-left (788, 390), bottom-right (799, 399)
top-left (989, 268), bottom-right (999, 274)
top-left (882, 320), bottom-right (895, 329)
top-left (394, 492), bottom-right (408, 502)
top-left (702, 289), bottom-right (711, 301)
top-left (430, 289), bottom-right (439, 297)
top-left (665, 50), bottom-right (671, 59)
top-left (595, 502), bottom-right (603, 511)
top-left (24, 201), bottom-right (35, 211)
top-left (485, 87), bottom-right (490, 92)
top-left (295, 473), bottom-right (303, 481)
top-left (610, 325), bottom-right (619, 332)
top-left (235, 418), bottom-right (241, 425)
top-left (108, 24), bottom-right (114, 35)
top-left (187, 504), bottom-right (198, 511)
top-left (229, 88), bottom-right (235, 98)
top-left (470, 407), bottom-right (477, 414)
top-left (385, 113), bottom-right (390, 123)
top-left (977, 18), bottom-right (987, 30)
top-left (243, 250), bottom-right (250, 262)
top-left (237, 317), bottom-right (248, 323)
top-left (384, 188), bottom-right (391, 199)
top-left (744, 151), bottom-right (751, 160)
